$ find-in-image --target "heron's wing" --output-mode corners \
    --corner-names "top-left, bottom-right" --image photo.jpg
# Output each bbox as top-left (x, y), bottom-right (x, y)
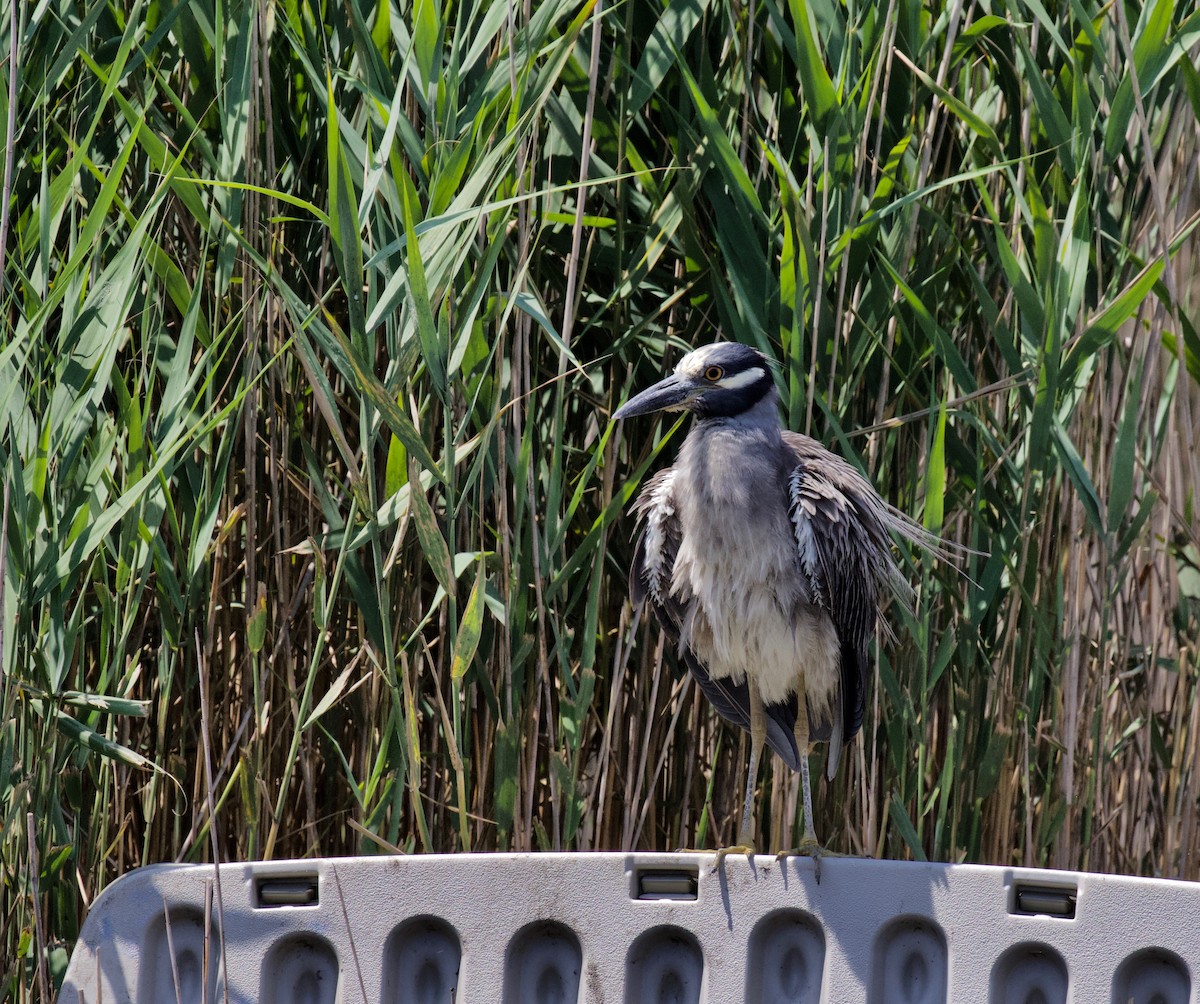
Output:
top-left (629, 468), bottom-right (801, 771)
top-left (628, 469), bottom-right (689, 641)
top-left (782, 432), bottom-right (898, 776)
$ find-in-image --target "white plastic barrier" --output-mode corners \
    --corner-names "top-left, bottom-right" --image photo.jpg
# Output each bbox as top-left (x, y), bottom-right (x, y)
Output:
top-left (59, 852), bottom-right (1198, 1002)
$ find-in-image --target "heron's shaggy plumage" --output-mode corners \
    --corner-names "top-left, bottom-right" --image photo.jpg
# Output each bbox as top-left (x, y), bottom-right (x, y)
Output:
top-left (622, 343), bottom-right (932, 794)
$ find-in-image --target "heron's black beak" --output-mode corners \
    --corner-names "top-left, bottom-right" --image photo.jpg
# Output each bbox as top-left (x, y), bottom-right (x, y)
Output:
top-left (613, 374), bottom-right (698, 420)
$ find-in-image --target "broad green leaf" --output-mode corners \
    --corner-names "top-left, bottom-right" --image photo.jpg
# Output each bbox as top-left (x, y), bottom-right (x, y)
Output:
top-left (1103, 0), bottom-right (1175, 161)
top-left (889, 792), bottom-right (928, 862)
top-left (385, 435), bottom-right (409, 499)
top-left (895, 49), bottom-right (1001, 151)
top-left (61, 692), bottom-right (150, 717)
top-left (247, 585), bottom-right (268, 654)
top-left (629, 0), bottom-right (712, 114)
top-left (302, 665), bottom-right (358, 729)
top-left (786, 0), bottom-right (839, 133)
top-left (493, 719), bottom-right (520, 843)
top-left (1052, 420), bottom-right (1104, 535)
top-left (371, 0), bottom-right (391, 56)
top-left (412, 0), bottom-right (440, 96)
top-left (677, 62), bottom-right (763, 217)
top-left (1062, 260), bottom-right (1164, 388)
top-left (450, 563), bottom-right (486, 680)
top-left (31, 415), bottom-right (51, 505)
top-left (399, 172), bottom-right (447, 402)
top-left (327, 73), bottom-right (367, 355)
top-left (924, 400), bottom-right (947, 532)
top-left (1161, 313), bottom-right (1200, 386)
top-left (408, 467), bottom-right (454, 596)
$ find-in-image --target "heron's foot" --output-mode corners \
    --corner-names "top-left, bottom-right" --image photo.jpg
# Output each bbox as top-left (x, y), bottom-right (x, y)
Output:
top-left (709, 841), bottom-right (756, 872)
top-left (775, 832), bottom-right (839, 883)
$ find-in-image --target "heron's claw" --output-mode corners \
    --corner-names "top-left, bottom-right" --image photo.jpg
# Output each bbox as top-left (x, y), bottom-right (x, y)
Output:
top-left (710, 842), bottom-right (756, 873)
top-left (775, 832), bottom-right (835, 883)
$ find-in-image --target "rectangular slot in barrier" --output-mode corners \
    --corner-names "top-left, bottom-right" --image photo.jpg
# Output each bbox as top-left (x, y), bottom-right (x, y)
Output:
top-left (634, 868), bottom-right (699, 901)
top-left (1011, 882), bottom-right (1076, 919)
top-left (255, 876), bottom-right (319, 908)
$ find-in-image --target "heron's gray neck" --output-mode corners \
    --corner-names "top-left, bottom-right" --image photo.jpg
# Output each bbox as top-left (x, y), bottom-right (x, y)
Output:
top-left (678, 388), bottom-right (788, 513)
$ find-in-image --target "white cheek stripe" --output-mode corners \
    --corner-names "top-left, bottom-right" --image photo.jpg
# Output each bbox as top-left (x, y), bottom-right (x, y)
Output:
top-left (717, 366), bottom-right (766, 391)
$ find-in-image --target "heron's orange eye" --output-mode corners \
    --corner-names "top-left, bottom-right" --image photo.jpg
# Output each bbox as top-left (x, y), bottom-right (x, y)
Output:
top-left (704, 365), bottom-right (724, 382)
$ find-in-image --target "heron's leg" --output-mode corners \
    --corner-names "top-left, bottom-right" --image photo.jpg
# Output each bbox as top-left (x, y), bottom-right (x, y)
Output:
top-left (794, 675), bottom-right (819, 849)
top-left (738, 679), bottom-right (766, 847)
top-left (714, 678), bottom-right (765, 867)
top-left (775, 673), bottom-right (830, 881)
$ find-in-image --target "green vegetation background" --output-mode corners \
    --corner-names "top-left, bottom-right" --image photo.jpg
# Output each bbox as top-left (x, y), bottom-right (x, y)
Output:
top-left (3, 0), bottom-right (1199, 994)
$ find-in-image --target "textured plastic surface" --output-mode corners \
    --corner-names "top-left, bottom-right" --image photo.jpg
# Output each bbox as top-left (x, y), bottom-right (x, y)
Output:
top-left (60, 853), bottom-right (1200, 1002)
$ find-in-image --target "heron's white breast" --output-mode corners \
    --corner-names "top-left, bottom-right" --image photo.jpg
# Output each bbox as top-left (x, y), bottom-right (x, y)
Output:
top-left (671, 429), bottom-right (840, 711)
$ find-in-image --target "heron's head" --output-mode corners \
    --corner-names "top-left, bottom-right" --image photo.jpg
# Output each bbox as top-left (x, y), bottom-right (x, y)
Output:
top-left (614, 342), bottom-right (775, 421)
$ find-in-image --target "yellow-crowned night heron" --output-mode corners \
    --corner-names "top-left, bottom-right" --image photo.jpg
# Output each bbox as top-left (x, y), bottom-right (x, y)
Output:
top-left (615, 341), bottom-right (934, 860)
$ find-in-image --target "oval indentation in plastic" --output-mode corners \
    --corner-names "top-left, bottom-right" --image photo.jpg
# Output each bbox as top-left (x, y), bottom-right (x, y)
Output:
top-left (869, 915), bottom-right (948, 1004)
top-left (625, 925), bottom-right (704, 1004)
top-left (746, 908), bottom-right (825, 1003)
top-left (383, 915), bottom-right (461, 1003)
top-left (260, 934), bottom-right (339, 1004)
top-left (1112, 948), bottom-right (1191, 1004)
top-left (990, 942), bottom-right (1068, 1004)
top-left (136, 907), bottom-right (221, 1004)
top-left (503, 920), bottom-right (583, 1004)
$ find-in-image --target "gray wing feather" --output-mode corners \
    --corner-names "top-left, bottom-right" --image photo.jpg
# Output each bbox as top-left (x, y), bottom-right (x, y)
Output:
top-left (783, 432), bottom-right (896, 779)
